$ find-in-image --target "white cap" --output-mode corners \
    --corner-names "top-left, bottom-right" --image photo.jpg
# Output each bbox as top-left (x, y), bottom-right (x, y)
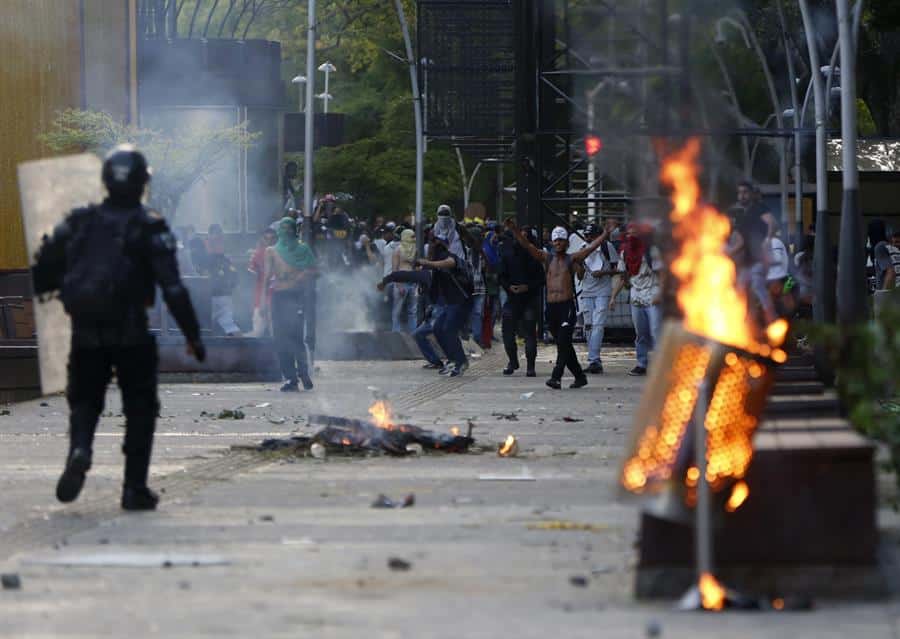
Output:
top-left (551, 226), bottom-right (568, 242)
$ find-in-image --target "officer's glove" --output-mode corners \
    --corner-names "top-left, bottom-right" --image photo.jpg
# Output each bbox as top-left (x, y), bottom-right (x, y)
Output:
top-left (187, 339), bottom-right (207, 363)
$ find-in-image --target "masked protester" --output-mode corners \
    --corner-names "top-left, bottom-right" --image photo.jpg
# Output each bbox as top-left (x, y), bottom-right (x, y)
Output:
top-left (31, 145), bottom-right (205, 511)
top-left (497, 226), bottom-right (544, 376)
top-left (505, 219), bottom-right (608, 389)
top-left (248, 228), bottom-right (277, 337)
top-left (611, 222), bottom-right (663, 376)
top-left (260, 217), bottom-right (317, 392)
top-left (391, 229), bottom-right (419, 333)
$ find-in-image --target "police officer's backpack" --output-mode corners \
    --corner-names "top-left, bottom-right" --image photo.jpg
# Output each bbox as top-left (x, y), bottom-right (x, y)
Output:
top-left (60, 205), bottom-right (142, 319)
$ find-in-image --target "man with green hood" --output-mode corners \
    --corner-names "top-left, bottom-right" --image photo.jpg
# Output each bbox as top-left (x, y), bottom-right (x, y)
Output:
top-left (260, 217), bottom-right (317, 391)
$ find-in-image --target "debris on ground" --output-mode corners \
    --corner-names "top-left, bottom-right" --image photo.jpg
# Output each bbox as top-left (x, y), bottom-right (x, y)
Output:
top-left (259, 515), bottom-right (275, 522)
top-left (308, 414), bottom-right (474, 455)
top-left (387, 557), bottom-right (412, 571)
top-left (256, 436), bottom-right (309, 451)
top-left (310, 443), bottom-right (327, 459)
top-left (527, 520), bottom-right (609, 533)
top-left (559, 416), bottom-right (583, 423)
top-left (520, 392), bottom-right (535, 400)
top-left (491, 412), bottom-right (519, 421)
top-left (1, 574), bottom-right (21, 590)
top-left (0, 409), bottom-right (9, 417)
top-left (569, 575), bottom-right (589, 588)
top-left (267, 416), bottom-right (287, 425)
top-left (478, 469), bottom-right (535, 481)
top-left (216, 408), bottom-right (245, 420)
top-left (371, 493), bottom-right (415, 509)
top-left (498, 435), bottom-right (519, 457)
top-left (254, 402), bottom-right (271, 408)
top-left (645, 620), bottom-right (662, 637)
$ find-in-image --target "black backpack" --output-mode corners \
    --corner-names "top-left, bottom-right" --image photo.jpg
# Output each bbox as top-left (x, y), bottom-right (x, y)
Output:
top-left (60, 206), bottom-right (143, 319)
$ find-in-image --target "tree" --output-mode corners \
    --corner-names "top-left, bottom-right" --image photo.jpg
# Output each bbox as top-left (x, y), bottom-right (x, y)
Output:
top-left (41, 109), bottom-right (259, 222)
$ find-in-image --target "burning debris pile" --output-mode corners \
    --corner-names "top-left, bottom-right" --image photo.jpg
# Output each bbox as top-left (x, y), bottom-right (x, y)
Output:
top-left (259, 401), bottom-right (475, 457)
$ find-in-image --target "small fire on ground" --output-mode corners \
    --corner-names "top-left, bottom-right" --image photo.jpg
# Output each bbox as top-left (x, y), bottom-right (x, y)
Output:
top-left (699, 572), bottom-right (727, 611)
top-left (498, 435), bottom-right (519, 457)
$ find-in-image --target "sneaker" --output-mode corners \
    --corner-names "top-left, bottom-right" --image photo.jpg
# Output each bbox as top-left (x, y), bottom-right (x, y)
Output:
top-left (545, 378), bottom-right (562, 390)
top-left (121, 485), bottom-right (159, 511)
top-left (449, 361), bottom-right (469, 377)
top-left (280, 381), bottom-right (299, 392)
top-left (569, 376), bottom-right (589, 389)
top-left (587, 362), bottom-right (604, 375)
top-left (300, 375), bottom-right (314, 391)
top-left (56, 447), bottom-right (92, 504)
top-left (422, 361), bottom-right (444, 370)
top-left (628, 366), bottom-right (647, 376)
top-left (439, 363), bottom-right (454, 376)
top-left (502, 361), bottom-right (520, 376)
top-left (526, 368), bottom-right (536, 378)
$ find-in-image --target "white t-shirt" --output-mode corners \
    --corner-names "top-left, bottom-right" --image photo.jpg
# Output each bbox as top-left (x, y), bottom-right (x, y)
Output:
top-left (581, 241), bottom-right (619, 297)
top-left (766, 237), bottom-right (789, 281)
top-left (618, 246), bottom-right (662, 306)
top-left (377, 240), bottom-right (399, 277)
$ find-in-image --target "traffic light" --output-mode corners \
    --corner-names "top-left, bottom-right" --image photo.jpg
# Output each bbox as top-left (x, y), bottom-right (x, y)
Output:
top-left (584, 134), bottom-right (603, 157)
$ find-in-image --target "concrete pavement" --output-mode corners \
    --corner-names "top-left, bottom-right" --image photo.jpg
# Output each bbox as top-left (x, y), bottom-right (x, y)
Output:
top-left (0, 344), bottom-right (898, 638)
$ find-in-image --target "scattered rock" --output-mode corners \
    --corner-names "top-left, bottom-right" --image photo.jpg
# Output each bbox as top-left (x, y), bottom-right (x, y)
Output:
top-left (1, 574), bottom-right (21, 590)
top-left (491, 412), bottom-right (519, 421)
top-left (645, 620), bottom-right (662, 637)
top-left (217, 408), bottom-right (245, 420)
top-left (371, 494), bottom-right (415, 509)
top-left (260, 515), bottom-right (275, 522)
top-left (267, 416), bottom-right (287, 425)
top-left (569, 575), bottom-right (589, 588)
top-left (560, 416), bottom-right (583, 423)
top-left (39, 402), bottom-right (49, 407)
top-left (387, 557), bottom-right (412, 571)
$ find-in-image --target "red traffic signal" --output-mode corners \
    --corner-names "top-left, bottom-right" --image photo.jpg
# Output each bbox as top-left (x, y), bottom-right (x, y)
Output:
top-left (584, 134), bottom-right (603, 157)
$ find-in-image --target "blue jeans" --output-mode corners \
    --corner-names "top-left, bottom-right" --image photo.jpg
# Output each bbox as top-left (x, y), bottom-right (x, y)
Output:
top-left (631, 303), bottom-right (662, 369)
top-left (413, 304), bottom-right (445, 365)
top-left (391, 283), bottom-right (418, 333)
top-left (434, 302), bottom-right (468, 367)
top-left (469, 294), bottom-right (485, 347)
top-left (580, 294), bottom-right (610, 364)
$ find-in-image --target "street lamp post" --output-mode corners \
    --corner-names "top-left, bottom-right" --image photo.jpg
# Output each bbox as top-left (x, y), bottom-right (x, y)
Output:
top-left (302, 0), bottom-right (316, 243)
top-left (317, 62), bottom-right (336, 113)
top-left (835, 0), bottom-right (866, 325)
top-left (291, 75), bottom-right (307, 112)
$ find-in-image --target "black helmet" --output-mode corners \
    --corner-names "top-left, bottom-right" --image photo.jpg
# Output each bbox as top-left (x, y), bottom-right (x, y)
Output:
top-left (584, 223), bottom-right (601, 238)
top-left (102, 145), bottom-right (150, 200)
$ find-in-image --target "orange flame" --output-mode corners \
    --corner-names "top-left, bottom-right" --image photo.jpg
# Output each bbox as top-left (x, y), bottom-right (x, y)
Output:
top-left (699, 572), bottom-right (726, 611)
top-left (341, 437), bottom-right (351, 446)
top-left (450, 426), bottom-right (460, 436)
top-left (725, 480), bottom-right (750, 512)
top-left (498, 435), bottom-right (518, 457)
top-left (368, 400), bottom-right (394, 430)
top-left (662, 140), bottom-right (754, 350)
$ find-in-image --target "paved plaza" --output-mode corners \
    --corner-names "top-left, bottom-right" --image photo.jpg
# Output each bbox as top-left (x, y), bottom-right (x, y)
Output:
top-left (0, 345), bottom-right (898, 638)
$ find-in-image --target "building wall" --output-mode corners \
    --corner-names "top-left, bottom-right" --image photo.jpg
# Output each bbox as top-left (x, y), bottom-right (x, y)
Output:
top-left (0, 0), bottom-right (132, 272)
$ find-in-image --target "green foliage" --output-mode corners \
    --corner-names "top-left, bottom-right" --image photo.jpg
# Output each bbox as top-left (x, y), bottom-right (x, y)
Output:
top-left (807, 290), bottom-right (900, 488)
top-left (40, 109), bottom-right (258, 222)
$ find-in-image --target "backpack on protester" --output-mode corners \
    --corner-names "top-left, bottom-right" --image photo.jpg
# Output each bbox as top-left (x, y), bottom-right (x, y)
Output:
top-left (60, 206), bottom-right (143, 320)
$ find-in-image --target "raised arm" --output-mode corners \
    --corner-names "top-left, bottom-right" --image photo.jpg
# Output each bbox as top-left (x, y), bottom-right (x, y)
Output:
top-left (504, 219), bottom-right (547, 265)
top-left (572, 229), bottom-right (609, 263)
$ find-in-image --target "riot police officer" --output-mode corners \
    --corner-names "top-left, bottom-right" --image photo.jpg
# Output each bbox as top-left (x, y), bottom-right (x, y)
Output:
top-left (31, 145), bottom-right (206, 511)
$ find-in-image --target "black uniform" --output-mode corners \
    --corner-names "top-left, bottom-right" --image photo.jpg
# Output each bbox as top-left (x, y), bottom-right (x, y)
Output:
top-left (33, 197), bottom-right (202, 509)
top-left (497, 232), bottom-right (544, 375)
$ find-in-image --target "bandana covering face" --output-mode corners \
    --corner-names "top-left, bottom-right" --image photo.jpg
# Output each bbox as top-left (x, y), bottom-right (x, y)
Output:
top-left (623, 224), bottom-right (647, 276)
top-left (398, 229), bottom-right (417, 262)
top-left (275, 217), bottom-right (316, 270)
top-left (551, 226), bottom-right (568, 242)
top-left (433, 215), bottom-right (465, 260)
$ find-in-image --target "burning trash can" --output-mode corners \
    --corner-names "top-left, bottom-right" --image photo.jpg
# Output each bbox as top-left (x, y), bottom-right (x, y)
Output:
top-left (618, 140), bottom-right (789, 610)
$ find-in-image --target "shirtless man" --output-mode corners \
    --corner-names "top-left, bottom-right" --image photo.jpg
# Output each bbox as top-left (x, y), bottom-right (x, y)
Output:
top-left (506, 219), bottom-right (608, 389)
top-left (260, 217), bottom-right (317, 391)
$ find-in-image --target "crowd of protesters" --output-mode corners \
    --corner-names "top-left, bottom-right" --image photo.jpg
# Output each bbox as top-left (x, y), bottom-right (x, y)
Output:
top-left (169, 170), bottom-right (899, 392)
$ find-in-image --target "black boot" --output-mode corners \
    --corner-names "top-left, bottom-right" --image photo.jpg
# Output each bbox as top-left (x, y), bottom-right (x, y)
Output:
top-left (300, 373), bottom-right (314, 390)
top-left (56, 447), bottom-right (92, 503)
top-left (121, 485), bottom-right (159, 511)
top-left (502, 360), bottom-right (520, 376)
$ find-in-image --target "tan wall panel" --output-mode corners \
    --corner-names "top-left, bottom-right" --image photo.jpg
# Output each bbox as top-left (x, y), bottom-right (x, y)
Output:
top-left (0, 1), bottom-right (83, 270)
top-left (82, 0), bottom-right (129, 120)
